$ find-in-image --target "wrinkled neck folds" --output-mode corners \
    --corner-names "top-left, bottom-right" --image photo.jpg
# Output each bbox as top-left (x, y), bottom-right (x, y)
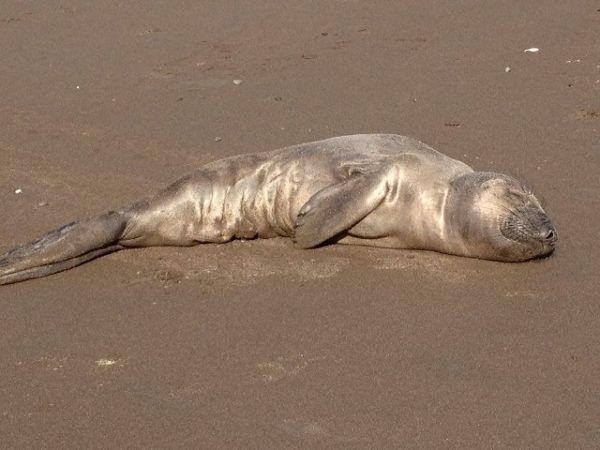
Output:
top-left (441, 176), bottom-right (485, 257)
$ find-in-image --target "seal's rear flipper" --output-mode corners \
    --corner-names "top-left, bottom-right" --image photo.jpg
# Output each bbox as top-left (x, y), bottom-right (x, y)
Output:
top-left (0, 211), bottom-right (127, 285)
top-left (293, 169), bottom-right (390, 248)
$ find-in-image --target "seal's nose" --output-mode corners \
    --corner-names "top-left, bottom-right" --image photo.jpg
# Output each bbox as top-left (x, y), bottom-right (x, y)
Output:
top-left (540, 224), bottom-right (557, 245)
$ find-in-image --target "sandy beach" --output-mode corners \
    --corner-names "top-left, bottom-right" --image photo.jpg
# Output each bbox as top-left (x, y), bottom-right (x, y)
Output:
top-left (1, 1), bottom-right (599, 447)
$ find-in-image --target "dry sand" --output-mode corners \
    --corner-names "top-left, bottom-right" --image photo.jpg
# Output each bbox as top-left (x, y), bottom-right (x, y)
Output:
top-left (1, 0), bottom-right (599, 447)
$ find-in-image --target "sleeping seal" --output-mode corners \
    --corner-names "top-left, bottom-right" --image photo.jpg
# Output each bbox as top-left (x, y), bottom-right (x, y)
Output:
top-left (0, 134), bottom-right (557, 285)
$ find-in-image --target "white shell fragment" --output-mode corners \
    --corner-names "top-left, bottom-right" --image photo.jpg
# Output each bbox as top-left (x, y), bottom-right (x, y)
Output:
top-left (233, 79), bottom-right (243, 85)
top-left (504, 66), bottom-right (511, 72)
top-left (14, 188), bottom-right (23, 194)
top-left (95, 359), bottom-right (116, 366)
top-left (524, 47), bottom-right (539, 53)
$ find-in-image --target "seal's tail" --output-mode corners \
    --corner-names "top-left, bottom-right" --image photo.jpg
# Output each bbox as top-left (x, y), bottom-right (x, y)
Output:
top-left (0, 211), bottom-right (128, 285)
top-left (1, 174), bottom-right (223, 285)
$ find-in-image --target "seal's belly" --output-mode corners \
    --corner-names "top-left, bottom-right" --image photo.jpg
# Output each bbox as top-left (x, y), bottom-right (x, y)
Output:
top-left (189, 157), bottom-right (335, 242)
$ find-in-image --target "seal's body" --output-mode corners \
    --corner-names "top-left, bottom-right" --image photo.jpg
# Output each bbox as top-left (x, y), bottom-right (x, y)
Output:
top-left (0, 134), bottom-right (557, 285)
top-left (129, 134), bottom-right (469, 248)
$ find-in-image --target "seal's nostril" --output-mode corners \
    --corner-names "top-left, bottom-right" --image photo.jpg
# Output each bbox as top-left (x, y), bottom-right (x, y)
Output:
top-left (543, 228), bottom-right (556, 243)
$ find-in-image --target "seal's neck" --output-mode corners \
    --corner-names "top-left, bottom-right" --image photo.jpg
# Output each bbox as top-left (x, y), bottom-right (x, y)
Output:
top-left (440, 172), bottom-right (490, 256)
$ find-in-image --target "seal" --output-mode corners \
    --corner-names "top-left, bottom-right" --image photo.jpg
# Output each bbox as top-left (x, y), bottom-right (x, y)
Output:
top-left (0, 134), bottom-right (557, 285)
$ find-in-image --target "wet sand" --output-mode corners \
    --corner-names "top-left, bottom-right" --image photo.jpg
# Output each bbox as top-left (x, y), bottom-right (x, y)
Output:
top-left (1, 1), bottom-right (599, 447)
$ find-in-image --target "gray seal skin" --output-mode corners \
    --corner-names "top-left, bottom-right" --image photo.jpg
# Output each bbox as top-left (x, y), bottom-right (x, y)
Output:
top-left (0, 134), bottom-right (557, 285)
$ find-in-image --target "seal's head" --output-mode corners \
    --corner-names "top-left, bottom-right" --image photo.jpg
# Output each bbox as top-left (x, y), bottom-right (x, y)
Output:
top-left (445, 172), bottom-right (557, 261)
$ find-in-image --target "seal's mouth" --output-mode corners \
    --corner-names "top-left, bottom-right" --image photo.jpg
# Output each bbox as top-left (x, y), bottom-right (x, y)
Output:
top-left (500, 211), bottom-right (557, 249)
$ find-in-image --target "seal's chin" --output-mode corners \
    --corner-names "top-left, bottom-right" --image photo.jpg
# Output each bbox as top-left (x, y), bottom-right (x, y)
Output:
top-left (499, 211), bottom-right (557, 259)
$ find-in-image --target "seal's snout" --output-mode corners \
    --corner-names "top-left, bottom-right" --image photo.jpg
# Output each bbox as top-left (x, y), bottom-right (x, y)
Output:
top-left (539, 223), bottom-right (557, 246)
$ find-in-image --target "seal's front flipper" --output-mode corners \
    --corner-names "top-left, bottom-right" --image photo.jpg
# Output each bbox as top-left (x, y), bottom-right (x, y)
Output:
top-left (0, 212), bottom-right (127, 285)
top-left (294, 170), bottom-right (390, 248)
